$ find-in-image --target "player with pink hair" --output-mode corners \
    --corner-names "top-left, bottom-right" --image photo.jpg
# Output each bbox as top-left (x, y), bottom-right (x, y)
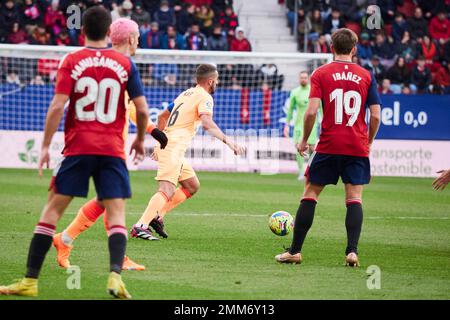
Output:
top-left (52, 18), bottom-right (168, 271)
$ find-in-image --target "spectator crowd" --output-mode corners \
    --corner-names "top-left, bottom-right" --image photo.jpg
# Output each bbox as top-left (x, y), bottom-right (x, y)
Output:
top-left (0, 0), bottom-right (252, 53)
top-left (284, 0), bottom-right (450, 94)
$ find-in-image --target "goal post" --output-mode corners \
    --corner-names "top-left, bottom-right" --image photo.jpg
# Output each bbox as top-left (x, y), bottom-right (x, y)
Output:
top-left (0, 44), bottom-right (332, 174)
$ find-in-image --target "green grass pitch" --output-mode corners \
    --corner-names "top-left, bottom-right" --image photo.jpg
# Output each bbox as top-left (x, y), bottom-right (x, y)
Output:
top-left (0, 168), bottom-right (449, 300)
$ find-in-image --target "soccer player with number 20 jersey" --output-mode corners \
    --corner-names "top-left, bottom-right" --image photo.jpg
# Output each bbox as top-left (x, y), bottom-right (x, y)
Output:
top-left (276, 28), bottom-right (382, 267)
top-left (0, 7), bottom-right (150, 299)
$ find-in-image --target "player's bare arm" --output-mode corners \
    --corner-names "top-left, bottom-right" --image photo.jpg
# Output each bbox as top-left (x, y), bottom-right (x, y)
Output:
top-left (200, 113), bottom-right (245, 155)
top-left (368, 104), bottom-right (381, 149)
top-left (130, 96), bottom-right (149, 162)
top-left (157, 109), bottom-right (170, 131)
top-left (299, 97), bottom-right (320, 156)
top-left (39, 93), bottom-right (69, 176)
top-left (432, 169), bottom-right (450, 191)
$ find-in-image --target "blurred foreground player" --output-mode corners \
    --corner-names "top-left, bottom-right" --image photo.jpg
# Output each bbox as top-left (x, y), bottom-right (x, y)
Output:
top-left (131, 64), bottom-right (246, 240)
top-left (275, 28), bottom-right (381, 266)
top-left (52, 18), bottom-right (168, 271)
top-left (433, 169), bottom-right (450, 190)
top-left (0, 7), bottom-right (149, 298)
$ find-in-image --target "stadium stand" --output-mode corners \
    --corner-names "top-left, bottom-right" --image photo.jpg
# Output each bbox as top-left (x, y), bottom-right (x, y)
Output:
top-left (283, 0), bottom-right (450, 94)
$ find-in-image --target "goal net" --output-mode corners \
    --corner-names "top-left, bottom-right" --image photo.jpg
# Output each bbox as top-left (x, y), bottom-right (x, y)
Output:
top-left (0, 44), bottom-right (332, 174)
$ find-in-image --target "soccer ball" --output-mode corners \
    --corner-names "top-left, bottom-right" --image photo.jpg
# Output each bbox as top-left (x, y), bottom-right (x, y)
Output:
top-left (269, 211), bottom-right (294, 236)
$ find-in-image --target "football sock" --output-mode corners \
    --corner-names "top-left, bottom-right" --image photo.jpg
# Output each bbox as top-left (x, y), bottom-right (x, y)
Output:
top-left (108, 226), bottom-right (127, 274)
top-left (289, 198), bottom-right (317, 254)
top-left (160, 187), bottom-right (191, 217)
top-left (345, 200), bottom-right (363, 255)
top-left (137, 191), bottom-right (169, 226)
top-left (63, 199), bottom-right (105, 245)
top-left (25, 222), bottom-right (56, 279)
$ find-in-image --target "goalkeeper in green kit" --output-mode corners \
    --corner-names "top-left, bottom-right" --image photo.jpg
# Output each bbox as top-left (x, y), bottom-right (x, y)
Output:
top-left (284, 71), bottom-right (320, 180)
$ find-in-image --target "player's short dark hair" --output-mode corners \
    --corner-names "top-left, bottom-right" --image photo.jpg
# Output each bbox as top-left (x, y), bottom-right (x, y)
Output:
top-left (331, 28), bottom-right (358, 55)
top-left (82, 5), bottom-right (112, 41)
top-left (196, 64), bottom-right (218, 82)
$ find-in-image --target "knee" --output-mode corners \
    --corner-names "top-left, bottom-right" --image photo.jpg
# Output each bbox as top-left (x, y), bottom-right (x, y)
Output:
top-left (184, 181), bottom-right (200, 196)
top-left (159, 184), bottom-right (176, 200)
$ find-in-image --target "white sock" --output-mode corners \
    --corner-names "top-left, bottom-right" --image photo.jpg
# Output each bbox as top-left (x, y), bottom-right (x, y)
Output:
top-left (61, 231), bottom-right (73, 246)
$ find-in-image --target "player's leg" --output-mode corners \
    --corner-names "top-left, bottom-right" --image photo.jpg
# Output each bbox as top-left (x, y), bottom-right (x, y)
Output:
top-left (275, 153), bottom-right (339, 264)
top-left (343, 184), bottom-right (364, 267)
top-left (94, 156), bottom-right (132, 298)
top-left (341, 155), bottom-right (371, 267)
top-left (132, 147), bottom-right (180, 240)
top-left (151, 162), bottom-right (199, 238)
top-left (53, 198), bottom-right (105, 268)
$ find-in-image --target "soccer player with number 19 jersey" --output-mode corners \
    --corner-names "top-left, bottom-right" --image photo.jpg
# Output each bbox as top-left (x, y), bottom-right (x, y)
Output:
top-left (0, 7), bottom-right (149, 299)
top-left (276, 28), bottom-right (382, 267)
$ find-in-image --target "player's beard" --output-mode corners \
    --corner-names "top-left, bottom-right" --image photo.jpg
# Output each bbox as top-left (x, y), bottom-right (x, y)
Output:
top-left (209, 83), bottom-right (216, 95)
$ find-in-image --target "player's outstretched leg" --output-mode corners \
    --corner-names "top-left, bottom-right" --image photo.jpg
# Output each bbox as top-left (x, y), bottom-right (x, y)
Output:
top-left (275, 182), bottom-right (324, 264)
top-left (53, 198), bottom-right (105, 268)
top-left (0, 194), bottom-right (72, 297)
top-left (104, 199), bottom-right (131, 299)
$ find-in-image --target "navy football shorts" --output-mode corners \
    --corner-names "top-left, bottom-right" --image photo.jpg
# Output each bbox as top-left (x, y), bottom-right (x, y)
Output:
top-left (53, 155), bottom-right (131, 200)
top-left (305, 152), bottom-right (371, 185)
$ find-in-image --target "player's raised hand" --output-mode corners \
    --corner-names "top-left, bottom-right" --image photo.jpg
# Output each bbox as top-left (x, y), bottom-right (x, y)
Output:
top-left (432, 169), bottom-right (450, 191)
top-left (130, 138), bottom-right (145, 163)
top-left (38, 146), bottom-right (50, 177)
top-left (296, 140), bottom-right (309, 157)
top-left (150, 128), bottom-right (168, 149)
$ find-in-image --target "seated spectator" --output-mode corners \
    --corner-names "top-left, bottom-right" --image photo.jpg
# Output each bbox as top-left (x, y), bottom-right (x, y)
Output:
top-left (153, 0), bottom-right (176, 33)
top-left (142, 64), bottom-right (156, 86)
top-left (121, 0), bottom-right (133, 19)
top-left (30, 74), bottom-right (45, 85)
top-left (428, 9), bottom-right (450, 47)
top-left (1, 0), bottom-right (20, 42)
top-left (6, 69), bottom-right (21, 85)
top-left (185, 23), bottom-right (207, 50)
top-left (7, 23), bottom-right (29, 44)
top-left (418, 35), bottom-right (440, 71)
top-left (379, 78), bottom-right (393, 94)
top-left (207, 25), bottom-right (228, 51)
top-left (407, 7), bottom-right (428, 40)
top-left (357, 32), bottom-right (373, 65)
top-left (44, 0), bottom-right (66, 37)
top-left (331, 0), bottom-right (361, 22)
top-left (395, 31), bottom-right (417, 63)
top-left (141, 22), bottom-right (162, 49)
top-left (22, 0), bottom-right (42, 32)
top-left (211, 0), bottom-right (233, 15)
top-left (312, 33), bottom-right (330, 53)
top-left (161, 25), bottom-right (186, 50)
top-left (230, 26), bottom-right (251, 52)
top-left (131, 3), bottom-right (151, 29)
top-left (392, 13), bottom-right (408, 42)
top-left (372, 33), bottom-right (396, 68)
top-left (401, 84), bottom-right (412, 94)
top-left (218, 5), bottom-right (239, 33)
top-left (196, 5), bottom-right (215, 36)
top-left (55, 29), bottom-right (70, 46)
top-left (257, 64), bottom-right (284, 90)
top-left (411, 56), bottom-right (432, 93)
top-left (433, 62), bottom-right (450, 94)
top-left (296, 8), bottom-right (311, 49)
top-left (308, 9), bottom-right (323, 42)
top-left (110, 1), bottom-right (122, 21)
top-left (364, 55), bottom-right (386, 83)
top-left (153, 63), bottom-right (179, 86)
top-left (176, 3), bottom-right (196, 35)
top-left (378, 0), bottom-right (396, 24)
top-left (323, 8), bottom-right (345, 37)
top-left (30, 24), bottom-right (52, 45)
top-left (386, 57), bottom-right (411, 94)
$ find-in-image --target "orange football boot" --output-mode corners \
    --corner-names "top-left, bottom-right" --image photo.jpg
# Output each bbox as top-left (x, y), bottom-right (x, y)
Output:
top-left (53, 233), bottom-right (72, 269)
top-left (122, 255), bottom-right (145, 271)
